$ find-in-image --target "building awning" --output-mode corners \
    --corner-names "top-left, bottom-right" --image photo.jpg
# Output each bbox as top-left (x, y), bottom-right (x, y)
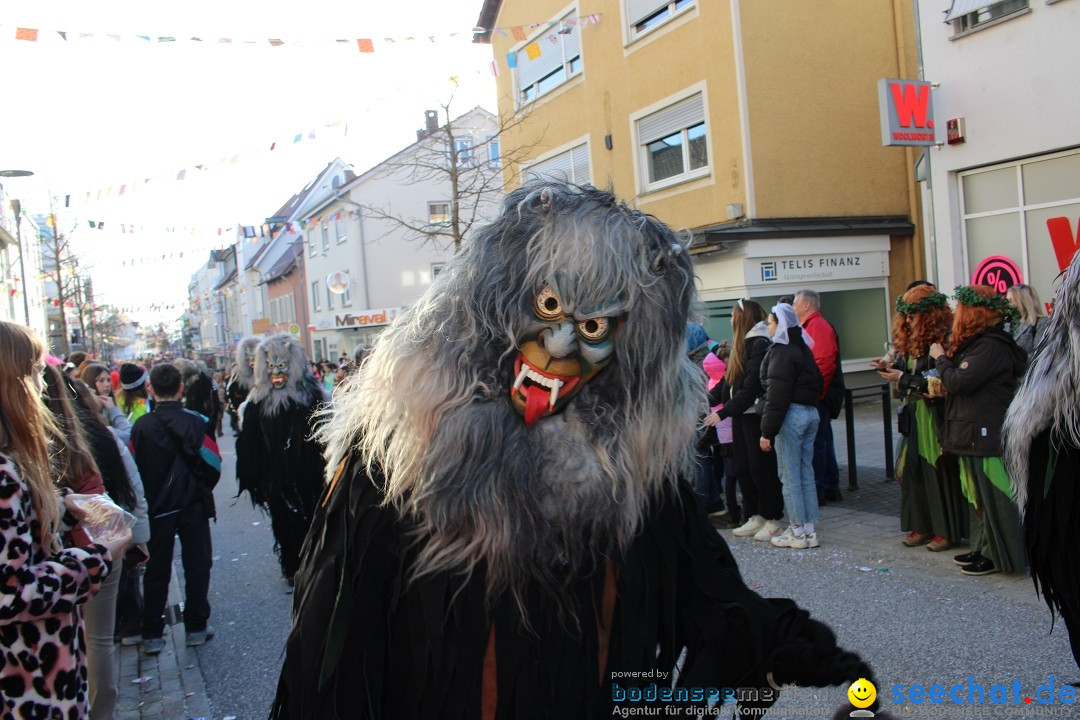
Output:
top-left (945, 0), bottom-right (999, 22)
top-left (692, 216), bottom-right (914, 252)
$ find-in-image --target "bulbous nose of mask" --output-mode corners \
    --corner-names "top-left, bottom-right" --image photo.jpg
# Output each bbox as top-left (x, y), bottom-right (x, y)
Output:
top-left (538, 320), bottom-right (577, 359)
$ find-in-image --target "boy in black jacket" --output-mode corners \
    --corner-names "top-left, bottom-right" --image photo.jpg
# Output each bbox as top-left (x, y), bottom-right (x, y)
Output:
top-left (130, 363), bottom-right (222, 655)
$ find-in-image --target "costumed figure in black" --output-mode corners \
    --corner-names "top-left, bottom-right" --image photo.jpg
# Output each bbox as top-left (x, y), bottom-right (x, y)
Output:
top-left (1005, 249), bottom-right (1080, 671)
top-left (876, 284), bottom-right (966, 552)
top-left (269, 182), bottom-right (885, 719)
top-left (235, 334), bottom-right (328, 583)
top-left (226, 336), bottom-right (259, 432)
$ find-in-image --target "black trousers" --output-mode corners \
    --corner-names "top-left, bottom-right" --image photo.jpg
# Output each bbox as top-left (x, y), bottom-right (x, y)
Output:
top-left (114, 565), bottom-right (143, 639)
top-left (731, 413), bottom-right (784, 521)
top-left (143, 502), bottom-right (213, 638)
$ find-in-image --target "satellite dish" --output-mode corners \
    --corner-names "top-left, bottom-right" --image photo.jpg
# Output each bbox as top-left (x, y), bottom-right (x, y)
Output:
top-left (327, 271), bottom-right (349, 294)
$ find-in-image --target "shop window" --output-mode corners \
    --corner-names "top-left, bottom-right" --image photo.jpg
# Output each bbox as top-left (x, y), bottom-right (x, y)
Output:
top-left (1022, 152), bottom-right (1080, 206)
top-left (636, 92), bottom-right (709, 191)
top-left (523, 143), bottom-right (591, 185)
top-left (962, 167), bottom-right (1018, 214)
top-left (627, 0), bottom-right (696, 42)
top-left (515, 10), bottom-right (582, 106)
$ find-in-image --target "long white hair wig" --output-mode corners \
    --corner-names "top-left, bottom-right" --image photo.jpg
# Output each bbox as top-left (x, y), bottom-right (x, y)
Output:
top-left (320, 181), bottom-right (703, 602)
top-left (1004, 252), bottom-right (1080, 516)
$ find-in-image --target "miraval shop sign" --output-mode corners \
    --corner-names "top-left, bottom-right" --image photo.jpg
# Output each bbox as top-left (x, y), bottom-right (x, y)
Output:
top-left (878, 78), bottom-right (940, 147)
top-left (744, 252), bottom-right (888, 287)
top-left (330, 307), bottom-right (401, 329)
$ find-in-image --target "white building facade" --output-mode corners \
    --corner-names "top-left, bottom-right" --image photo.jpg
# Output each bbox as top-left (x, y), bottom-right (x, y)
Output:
top-left (306, 108), bottom-right (502, 361)
top-left (919, 0), bottom-right (1080, 307)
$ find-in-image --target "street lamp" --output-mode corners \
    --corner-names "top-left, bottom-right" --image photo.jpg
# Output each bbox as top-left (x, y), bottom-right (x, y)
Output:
top-left (1, 169), bottom-right (35, 326)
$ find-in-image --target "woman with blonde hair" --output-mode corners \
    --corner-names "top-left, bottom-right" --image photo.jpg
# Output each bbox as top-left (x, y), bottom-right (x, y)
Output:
top-left (876, 284), bottom-right (964, 552)
top-left (1006, 283), bottom-right (1049, 356)
top-left (0, 320), bottom-right (129, 718)
top-left (929, 286), bottom-right (1027, 576)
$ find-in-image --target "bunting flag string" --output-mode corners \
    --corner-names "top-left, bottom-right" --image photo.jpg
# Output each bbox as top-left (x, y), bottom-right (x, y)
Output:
top-left (497, 14), bottom-right (602, 71)
top-left (50, 118), bottom-right (348, 214)
top-left (6, 13), bottom-right (602, 54)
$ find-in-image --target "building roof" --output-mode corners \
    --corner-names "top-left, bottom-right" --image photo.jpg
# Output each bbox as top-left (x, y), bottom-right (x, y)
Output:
top-left (259, 238), bottom-right (303, 285)
top-left (474, 0), bottom-right (502, 43)
top-left (214, 267), bottom-right (237, 290)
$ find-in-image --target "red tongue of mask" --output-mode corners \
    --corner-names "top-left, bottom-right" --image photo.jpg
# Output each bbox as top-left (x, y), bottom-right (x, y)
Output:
top-left (523, 384), bottom-right (550, 426)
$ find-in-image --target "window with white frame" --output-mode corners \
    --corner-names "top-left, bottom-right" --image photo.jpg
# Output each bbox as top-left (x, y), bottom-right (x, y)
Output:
top-left (626, 0), bottom-right (695, 42)
top-left (636, 92), bottom-right (708, 191)
top-left (307, 230), bottom-right (316, 257)
top-left (321, 225), bottom-right (330, 252)
top-left (270, 297), bottom-right (280, 324)
top-left (431, 262), bottom-right (446, 279)
top-left (312, 280), bottom-right (322, 311)
top-left (285, 293), bottom-right (295, 322)
top-left (488, 137), bottom-right (501, 168)
top-left (336, 218), bottom-right (347, 244)
top-left (341, 282), bottom-right (352, 306)
top-left (515, 11), bottom-right (583, 106)
top-left (326, 284), bottom-right (334, 310)
top-left (428, 202), bottom-right (452, 226)
top-left (946, 0), bottom-right (1029, 35)
top-left (455, 137), bottom-right (473, 167)
top-left (524, 143), bottom-right (591, 185)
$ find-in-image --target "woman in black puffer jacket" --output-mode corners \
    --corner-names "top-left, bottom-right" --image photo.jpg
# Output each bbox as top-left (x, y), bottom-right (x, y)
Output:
top-left (930, 285), bottom-right (1027, 577)
top-left (759, 303), bottom-right (823, 550)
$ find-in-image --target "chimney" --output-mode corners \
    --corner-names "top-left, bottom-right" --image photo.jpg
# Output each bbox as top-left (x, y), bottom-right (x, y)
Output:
top-left (425, 110), bottom-right (439, 133)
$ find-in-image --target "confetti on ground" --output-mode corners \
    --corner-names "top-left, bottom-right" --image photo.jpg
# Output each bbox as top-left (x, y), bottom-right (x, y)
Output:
top-left (858, 566), bottom-right (872, 572)
top-left (184, 691), bottom-right (196, 699)
top-left (224, 716), bottom-right (238, 720)
top-left (185, 664), bottom-right (195, 670)
top-left (132, 676), bottom-right (153, 684)
top-left (252, 521), bottom-right (261, 526)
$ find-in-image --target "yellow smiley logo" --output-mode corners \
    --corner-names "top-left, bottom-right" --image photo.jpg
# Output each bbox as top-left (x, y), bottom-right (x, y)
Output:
top-left (848, 678), bottom-right (877, 709)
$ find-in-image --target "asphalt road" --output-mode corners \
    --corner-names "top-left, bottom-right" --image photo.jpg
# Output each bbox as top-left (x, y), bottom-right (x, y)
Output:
top-left (195, 429), bottom-right (294, 720)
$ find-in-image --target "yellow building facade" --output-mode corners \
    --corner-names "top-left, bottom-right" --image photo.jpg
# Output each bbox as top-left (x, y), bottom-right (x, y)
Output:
top-left (476, 0), bottom-right (924, 363)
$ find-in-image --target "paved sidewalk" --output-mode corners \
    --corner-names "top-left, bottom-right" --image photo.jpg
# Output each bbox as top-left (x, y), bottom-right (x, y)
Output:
top-left (115, 569), bottom-right (213, 720)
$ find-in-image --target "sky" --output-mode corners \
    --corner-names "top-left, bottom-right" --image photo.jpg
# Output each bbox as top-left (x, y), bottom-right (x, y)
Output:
top-left (0, 0), bottom-right (500, 327)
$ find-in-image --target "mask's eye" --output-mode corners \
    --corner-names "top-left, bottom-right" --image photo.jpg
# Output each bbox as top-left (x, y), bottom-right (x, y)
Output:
top-left (534, 287), bottom-right (563, 320)
top-left (577, 317), bottom-right (611, 342)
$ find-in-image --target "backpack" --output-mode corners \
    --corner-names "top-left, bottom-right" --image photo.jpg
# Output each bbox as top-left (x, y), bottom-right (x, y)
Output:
top-left (822, 324), bottom-right (846, 419)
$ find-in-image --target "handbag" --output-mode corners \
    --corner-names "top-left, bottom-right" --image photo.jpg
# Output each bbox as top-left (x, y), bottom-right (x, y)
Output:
top-left (897, 404), bottom-right (912, 437)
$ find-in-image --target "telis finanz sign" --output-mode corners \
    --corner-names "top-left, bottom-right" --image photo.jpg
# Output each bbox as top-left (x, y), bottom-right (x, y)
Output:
top-left (878, 78), bottom-right (941, 147)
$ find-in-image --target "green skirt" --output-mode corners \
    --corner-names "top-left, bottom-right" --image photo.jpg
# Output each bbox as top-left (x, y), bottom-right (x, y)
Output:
top-left (897, 399), bottom-right (967, 541)
top-left (958, 455), bottom-right (1027, 574)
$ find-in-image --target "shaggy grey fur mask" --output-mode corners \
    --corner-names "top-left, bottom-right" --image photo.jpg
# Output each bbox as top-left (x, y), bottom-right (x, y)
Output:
top-left (249, 333), bottom-right (320, 417)
top-left (319, 180), bottom-right (704, 605)
top-left (233, 336), bottom-right (260, 388)
top-left (1004, 252), bottom-right (1080, 517)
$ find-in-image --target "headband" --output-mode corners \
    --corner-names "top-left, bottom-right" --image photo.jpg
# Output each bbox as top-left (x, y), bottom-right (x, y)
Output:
top-left (894, 291), bottom-right (948, 316)
top-left (121, 370), bottom-right (149, 390)
top-left (953, 286), bottom-right (1019, 325)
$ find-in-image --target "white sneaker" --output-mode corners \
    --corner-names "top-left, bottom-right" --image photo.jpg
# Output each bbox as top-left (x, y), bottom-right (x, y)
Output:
top-left (805, 531), bottom-right (820, 548)
top-left (771, 525), bottom-right (809, 549)
top-left (732, 515), bottom-right (765, 538)
top-left (753, 519), bottom-right (784, 542)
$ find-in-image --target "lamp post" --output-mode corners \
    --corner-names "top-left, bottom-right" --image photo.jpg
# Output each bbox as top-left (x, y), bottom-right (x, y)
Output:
top-left (1, 169), bottom-right (35, 326)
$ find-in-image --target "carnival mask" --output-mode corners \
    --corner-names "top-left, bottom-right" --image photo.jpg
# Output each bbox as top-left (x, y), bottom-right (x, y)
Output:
top-left (510, 286), bottom-right (619, 426)
top-left (246, 348), bottom-right (256, 370)
top-left (268, 358), bottom-right (290, 389)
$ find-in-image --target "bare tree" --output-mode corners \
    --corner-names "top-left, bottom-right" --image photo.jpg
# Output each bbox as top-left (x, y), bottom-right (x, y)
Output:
top-left (87, 304), bottom-right (134, 362)
top-left (38, 214), bottom-right (80, 356)
top-left (362, 89), bottom-right (545, 254)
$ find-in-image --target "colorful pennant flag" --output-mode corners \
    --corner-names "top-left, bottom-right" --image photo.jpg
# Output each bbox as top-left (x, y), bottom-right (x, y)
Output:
top-left (357, 38), bottom-right (374, 53)
top-left (15, 27), bottom-right (39, 41)
top-left (525, 42), bottom-right (541, 61)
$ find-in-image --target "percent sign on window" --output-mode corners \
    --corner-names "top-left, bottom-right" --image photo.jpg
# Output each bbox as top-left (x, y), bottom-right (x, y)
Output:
top-left (972, 256), bottom-right (1022, 294)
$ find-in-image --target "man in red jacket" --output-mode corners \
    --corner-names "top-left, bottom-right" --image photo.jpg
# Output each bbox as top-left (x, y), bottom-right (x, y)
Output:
top-left (794, 289), bottom-right (842, 503)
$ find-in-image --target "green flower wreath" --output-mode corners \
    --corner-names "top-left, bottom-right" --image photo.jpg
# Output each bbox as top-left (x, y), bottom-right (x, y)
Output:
top-left (895, 291), bottom-right (948, 315)
top-left (953, 285), bottom-right (1019, 325)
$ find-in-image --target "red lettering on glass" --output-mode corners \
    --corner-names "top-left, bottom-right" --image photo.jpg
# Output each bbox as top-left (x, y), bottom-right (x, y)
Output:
top-left (1047, 217), bottom-right (1080, 272)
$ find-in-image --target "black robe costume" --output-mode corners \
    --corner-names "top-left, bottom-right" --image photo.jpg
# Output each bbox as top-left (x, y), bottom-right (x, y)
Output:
top-left (236, 384), bottom-right (326, 580)
top-left (269, 453), bottom-right (877, 719)
top-left (1024, 428), bottom-right (1080, 671)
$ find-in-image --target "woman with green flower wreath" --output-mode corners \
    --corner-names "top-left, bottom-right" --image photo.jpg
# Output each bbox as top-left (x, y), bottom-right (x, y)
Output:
top-left (929, 285), bottom-right (1027, 576)
top-left (876, 283), bottom-right (966, 552)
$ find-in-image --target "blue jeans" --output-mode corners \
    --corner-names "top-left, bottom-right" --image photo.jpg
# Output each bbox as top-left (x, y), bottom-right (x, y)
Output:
top-left (776, 403), bottom-right (820, 525)
top-left (813, 402), bottom-right (840, 492)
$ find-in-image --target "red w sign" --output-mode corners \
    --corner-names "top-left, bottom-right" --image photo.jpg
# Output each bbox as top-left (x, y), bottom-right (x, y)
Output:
top-left (878, 78), bottom-right (938, 147)
top-left (1047, 217), bottom-right (1080, 272)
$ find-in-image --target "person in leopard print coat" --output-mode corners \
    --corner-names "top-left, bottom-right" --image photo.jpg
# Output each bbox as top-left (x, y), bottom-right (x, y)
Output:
top-left (0, 320), bottom-right (127, 719)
